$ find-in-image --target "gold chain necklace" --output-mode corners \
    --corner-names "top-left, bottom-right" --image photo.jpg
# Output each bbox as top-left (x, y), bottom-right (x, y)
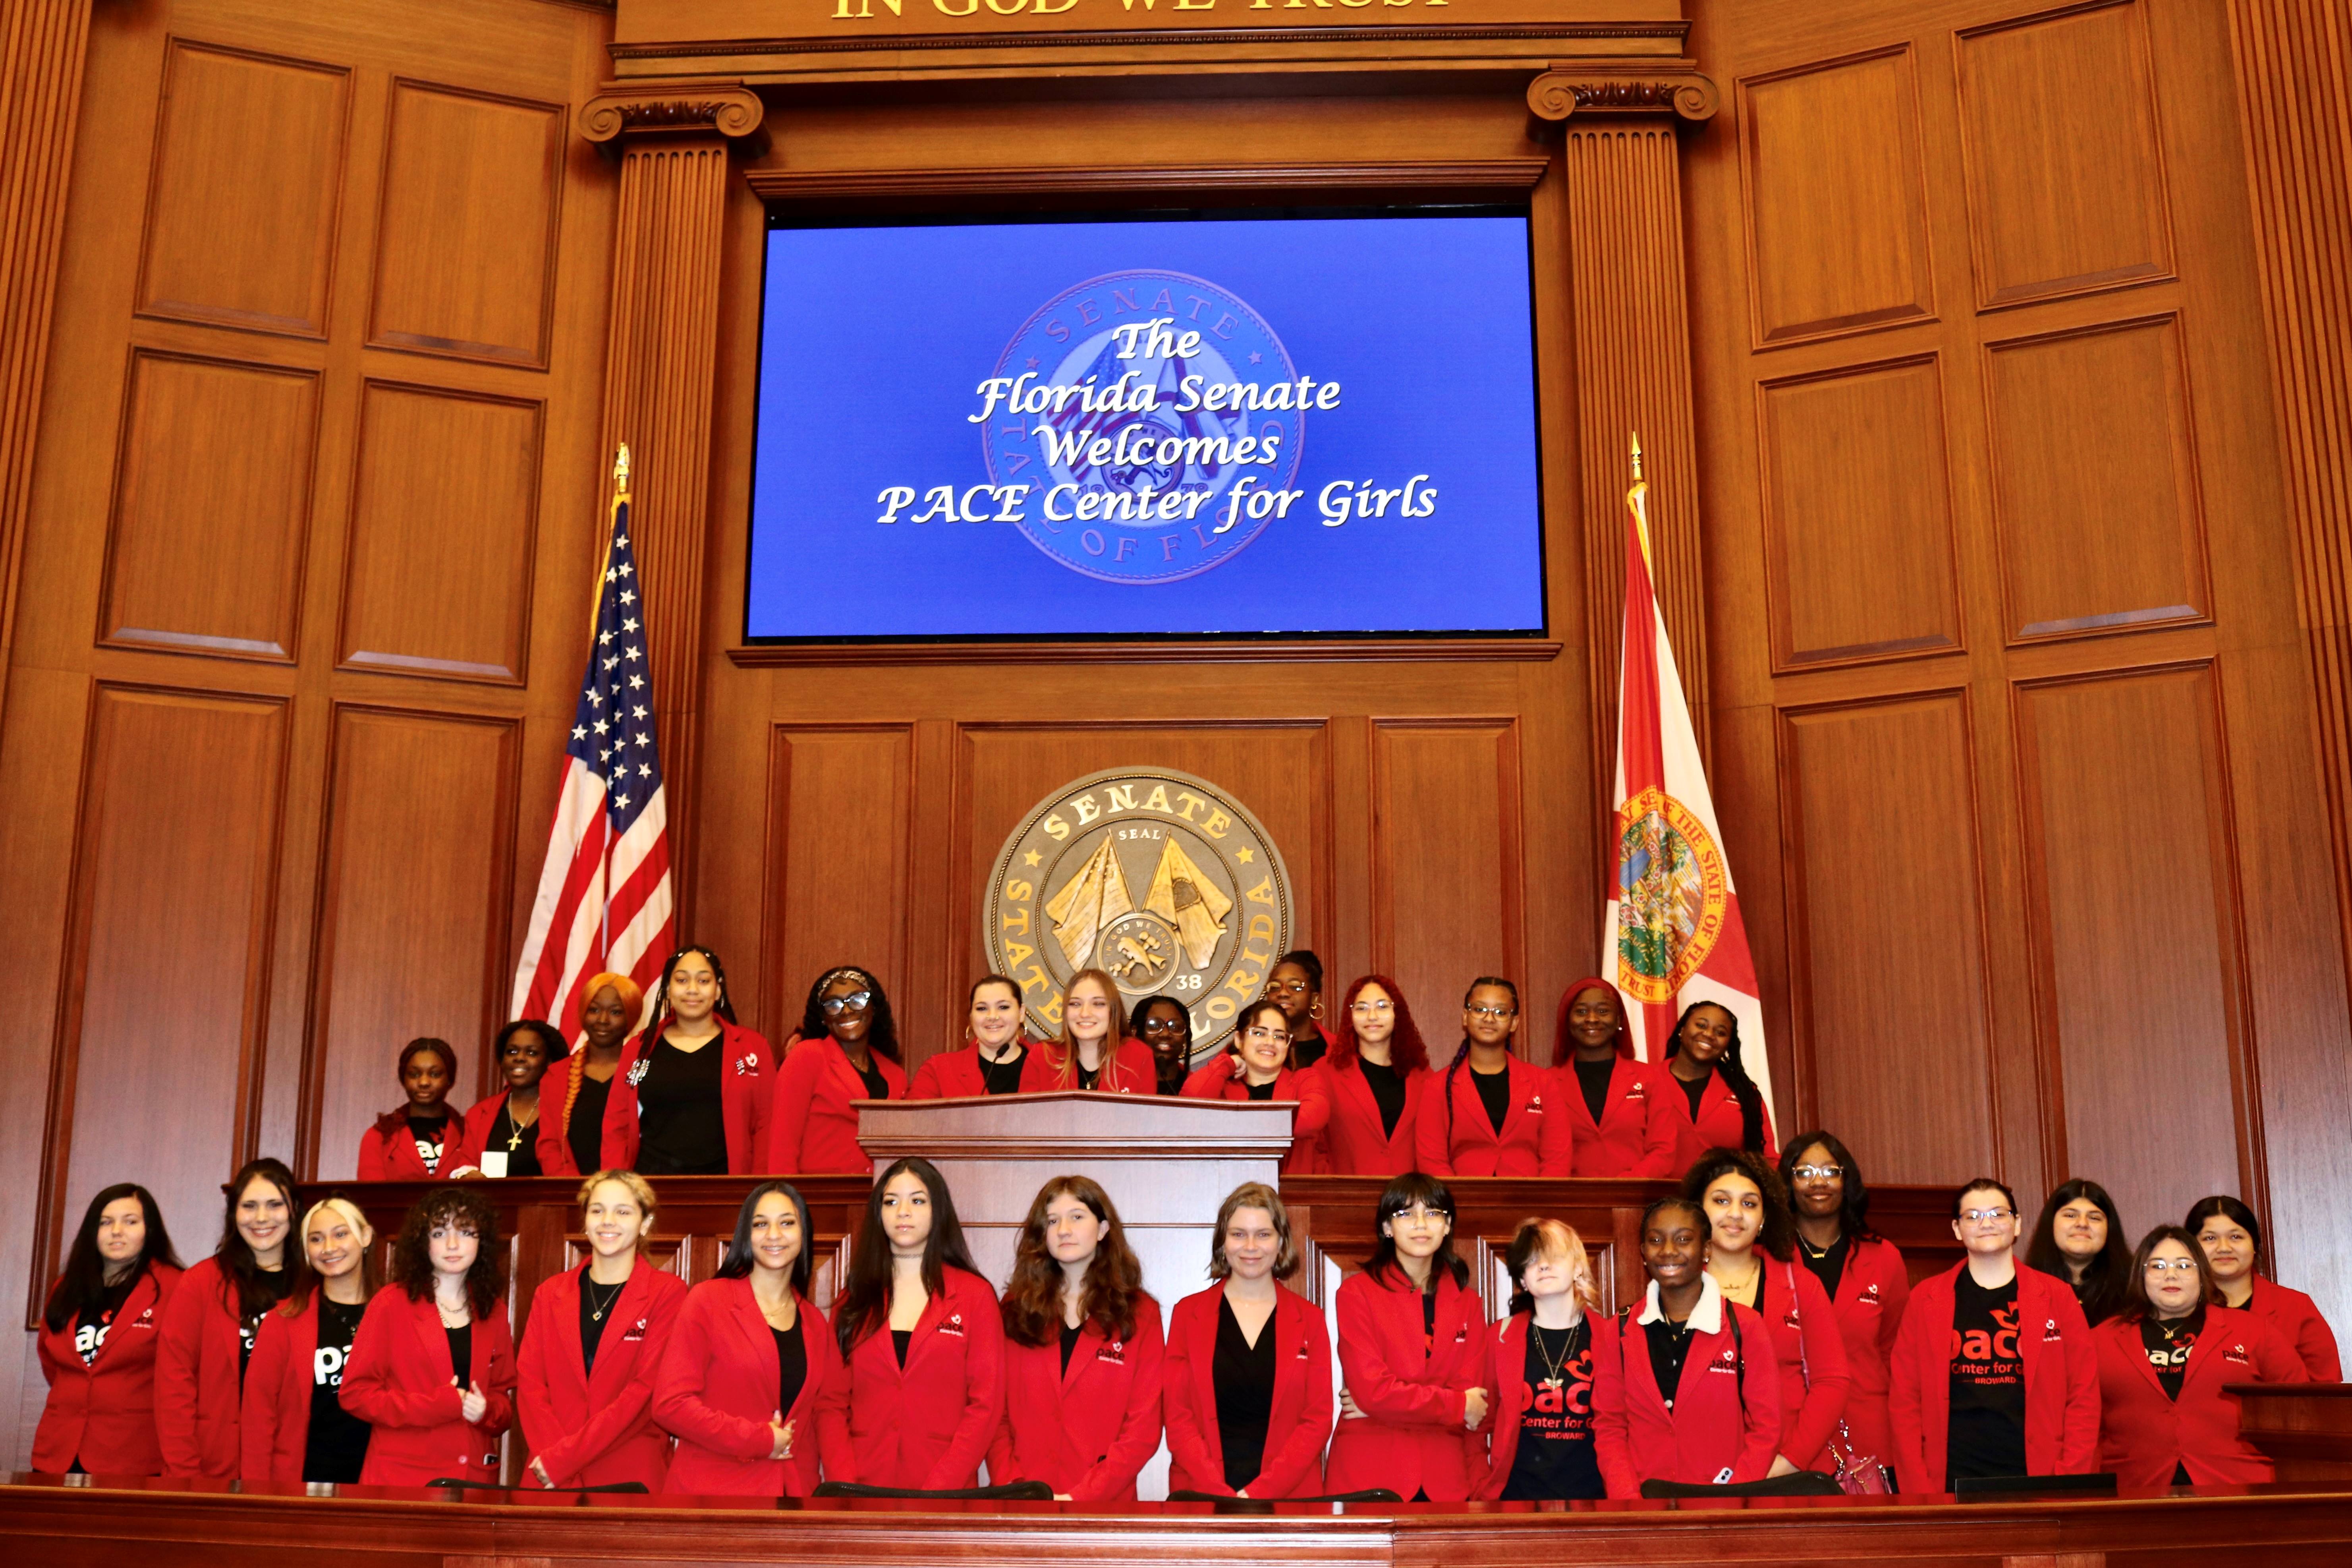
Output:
top-left (1530, 1320), bottom-right (1578, 1390)
top-left (584, 1273), bottom-right (625, 1323)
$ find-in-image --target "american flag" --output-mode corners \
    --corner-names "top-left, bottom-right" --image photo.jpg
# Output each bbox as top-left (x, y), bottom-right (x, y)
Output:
top-left (509, 465), bottom-right (674, 1041)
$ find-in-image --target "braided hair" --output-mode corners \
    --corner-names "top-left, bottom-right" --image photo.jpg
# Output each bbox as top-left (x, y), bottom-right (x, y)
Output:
top-left (641, 946), bottom-right (740, 1054)
top-left (1663, 1000), bottom-right (1765, 1152)
top-left (1442, 976), bottom-right (1520, 1151)
top-left (797, 964), bottom-right (901, 1063)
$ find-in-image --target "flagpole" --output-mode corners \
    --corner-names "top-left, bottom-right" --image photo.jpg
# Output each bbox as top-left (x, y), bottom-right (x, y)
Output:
top-left (599, 444), bottom-right (630, 970)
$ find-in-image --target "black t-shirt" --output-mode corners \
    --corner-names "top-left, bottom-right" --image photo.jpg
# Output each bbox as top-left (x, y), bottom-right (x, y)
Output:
top-left (979, 1048), bottom-right (1026, 1096)
top-left (1060, 1319), bottom-right (1082, 1375)
top-left (307, 1296), bottom-right (371, 1483)
top-left (75, 1274), bottom-right (139, 1368)
top-left (580, 1271), bottom-right (628, 1375)
top-left (1503, 1319), bottom-right (1603, 1500)
top-left (774, 1319), bottom-right (807, 1419)
top-left (1471, 1064), bottom-right (1513, 1134)
top-left (855, 1053), bottom-right (890, 1102)
top-left (1800, 1235), bottom-right (1852, 1301)
top-left (1678, 1071), bottom-right (1709, 1120)
top-left (1645, 1315), bottom-right (1697, 1409)
top-left (407, 1112), bottom-right (452, 1175)
top-left (1359, 1059), bottom-right (1408, 1139)
top-left (1214, 1296), bottom-right (1276, 1491)
top-left (1245, 1079), bottom-right (1276, 1101)
top-left (1076, 1061), bottom-right (1101, 1091)
top-left (892, 1328), bottom-right (911, 1368)
top-left (1156, 1058), bottom-right (1188, 1097)
top-left (240, 1269), bottom-right (295, 1380)
top-left (1946, 1272), bottom-right (2026, 1484)
top-left (635, 1038), bottom-right (729, 1176)
top-left (1573, 1056), bottom-right (1616, 1126)
top-left (567, 1070), bottom-right (614, 1176)
top-left (2142, 1307), bottom-right (2204, 1402)
top-left (446, 1322), bottom-right (474, 1390)
top-left (487, 1097), bottom-right (543, 1178)
top-left (1290, 1027), bottom-right (1327, 1071)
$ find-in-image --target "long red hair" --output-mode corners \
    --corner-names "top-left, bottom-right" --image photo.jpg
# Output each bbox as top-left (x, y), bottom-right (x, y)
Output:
top-left (1552, 976), bottom-right (1633, 1067)
top-left (1327, 973), bottom-right (1429, 1074)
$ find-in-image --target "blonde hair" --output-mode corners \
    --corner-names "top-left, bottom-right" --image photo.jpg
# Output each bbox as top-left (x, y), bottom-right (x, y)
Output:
top-left (1053, 968), bottom-right (1137, 1090)
top-left (1209, 1181), bottom-right (1299, 1279)
top-left (1505, 1216), bottom-right (1600, 1314)
top-left (578, 1169), bottom-right (659, 1255)
top-left (285, 1197), bottom-right (377, 1315)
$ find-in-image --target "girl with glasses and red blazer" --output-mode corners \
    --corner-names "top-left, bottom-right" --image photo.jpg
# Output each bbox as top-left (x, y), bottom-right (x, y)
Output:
top-left (1163, 1182), bottom-right (1335, 1498)
top-left (1553, 978), bottom-right (1676, 1178)
top-left (1593, 1197), bottom-right (1782, 1495)
top-left (603, 946), bottom-right (773, 1176)
top-left (2187, 1195), bottom-right (2341, 1382)
top-left (518, 1172), bottom-right (687, 1490)
top-left (1656, 1002), bottom-right (1776, 1175)
top-left (156, 1158), bottom-right (307, 1479)
top-left (1414, 977), bottom-right (1573, 1178)
top-left (33, 1184), bottom-right (182, 1476)
top-left (654, 1181), bottom-right (841, 1496)
top-left (1313, 976), bottom-right (1435, 1177)
top-left (819, 1158), bottom-right (1006, 1488)
top-left (763, 966), bottom-right (907, 1174)
top-left (2094, 1224), bottom-right (2306, 1489)
top-left (1326, 1174), bottom-right (1489, 1502)
top-left (1183, 1000), bottom-right (1332, 1175)
top-left (239, 1199), bottom-right (377, 1483)
top-left (989, 1176), bottom-right (1165, 1500)
top-left (1778, 1132), bottom-right (1911, 1481)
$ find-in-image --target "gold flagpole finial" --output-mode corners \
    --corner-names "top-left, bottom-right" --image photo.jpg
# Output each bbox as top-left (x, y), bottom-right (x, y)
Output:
top-left (613, 444), bottom-right (632, 494)
top-left (1630, 431), bottom-right (1644, 481)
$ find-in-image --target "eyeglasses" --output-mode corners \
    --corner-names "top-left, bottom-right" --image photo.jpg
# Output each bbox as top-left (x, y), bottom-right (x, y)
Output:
top-left (1350, 998), bottom-right (1393, 1013)
top-left (1960, 1208), bottom-right (2016, 1223)
top-left (1792, 1164), bottom-right (1844, 1180)
top-left (1266, 977), bottom-right (1311, 994)
top-left (821, 990), bottom-right (873, 1015)
top-left (2144, 1258), bottom-right (2200, 1274)
top-left (1467, 1005), bottom-right (1517, 1020)
top-left (1387, 1206), bottom-right (1449, 1225)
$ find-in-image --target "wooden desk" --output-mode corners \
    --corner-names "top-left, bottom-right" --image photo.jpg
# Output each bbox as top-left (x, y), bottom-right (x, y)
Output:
top-left (2230, 1385), bottom-right (2352, 1481)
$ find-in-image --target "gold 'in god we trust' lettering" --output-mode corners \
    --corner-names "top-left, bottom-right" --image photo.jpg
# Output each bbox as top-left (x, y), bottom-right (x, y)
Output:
top-left (833, 0), bottom-right (1444, 18)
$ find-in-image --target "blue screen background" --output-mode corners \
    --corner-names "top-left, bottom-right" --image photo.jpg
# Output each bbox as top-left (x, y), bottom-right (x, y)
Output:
top-left (746, 214), bottom-right (1545, 639)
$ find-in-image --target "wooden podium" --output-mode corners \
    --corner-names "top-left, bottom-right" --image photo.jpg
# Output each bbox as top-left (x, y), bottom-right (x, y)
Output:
top-left (2230, 1384), bottom-right (2352, 1481)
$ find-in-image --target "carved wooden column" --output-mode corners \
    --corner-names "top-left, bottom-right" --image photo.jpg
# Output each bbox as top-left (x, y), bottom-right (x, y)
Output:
top-left (2227, 1), bottom-right (2352, 989)
top-left (1528, 67), bottom-right (1719, 793)
top-left (0, 0), bottom-right (98, 729)
top-left (579, 82), bottom-right (765, 925)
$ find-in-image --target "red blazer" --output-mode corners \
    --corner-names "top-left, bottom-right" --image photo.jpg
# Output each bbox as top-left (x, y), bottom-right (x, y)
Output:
top-left (1412, 1056), bottom-right (1572, 1177)
top-left (153, 1257), bottom-right (254, 1478)
top-left (821, 1266), bottom-right (1006, 1489)
top-left (759, 1033), bottom-right (903, 1175)
top-left (1823, 1236), bottom-right (1911, 1467)
top-left (1739, 1258), bottom-right (1851, 1470)
top-left (1560, 1055), bottom-right (1677, 1178)
top-left (1656, 1068), bottom-right (1778, 1174)
top-left (2093, 1307), bottom-right (2306, 1489)
top-left (602, 1019), bottom-right (774, 1175)
top-left (239, 1296), bottom-right (350, 1481)
top-left (1887, 1262), bottom-right (2099, 1493)
top-left (2248, 1274), bottom-right (2342, 1382)
top-left (534, 1054), bottom-right (616, 1178)
top-left (987, 1296), bottom-right (1166, 1501)
top-left (32, 1262), bottom-right (178, 1475)
top-left (338, 1288), bottom-right (518, 1486)
top-left (1181, 1061), bottom-right (1332, 1175)
top-left (1162, 1283), bottom-right (1334, 1498)
top-left (356, 1110), bottom-right (479, 1181)
top-left (1591, 1292), bottom-right (1783, 1496)
top-left (1472, 1309), bottom-right (1605, 1500)
top-left (455, 1084), bottom-right (561, 1178)
top-left (518, 1260), bottom-right (689, 1487)
top-left (1313, 1058), bottom-right (1435, 1177)
top-left (1325, 1267), bottom-right (1487, 1501)
top-left (909, 1041), bottom-right (1038, 1099)
top-left (653, 1276), bottom-right (841, 1496)
top-left (1020, 1036), bottom-right (1157, 1094)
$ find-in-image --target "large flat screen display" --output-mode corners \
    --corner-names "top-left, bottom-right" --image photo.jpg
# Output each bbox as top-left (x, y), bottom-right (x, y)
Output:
top-left (746, 209), bottom-right (1544, 642)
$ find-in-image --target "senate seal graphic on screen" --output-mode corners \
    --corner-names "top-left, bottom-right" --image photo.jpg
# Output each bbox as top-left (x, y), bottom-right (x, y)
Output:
top-left (985, 768), bottom-right (1292, 1056)
top-left (983, 270), bottom-right (1308, 586)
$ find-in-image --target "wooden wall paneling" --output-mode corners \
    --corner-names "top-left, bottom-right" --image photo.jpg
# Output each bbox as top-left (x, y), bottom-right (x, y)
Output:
top-left (1756, 353), bottom-right (1963, 669)
top-left (335, 378), bottom-right (543, 684)
top-left (2011, 663), bottom-right (2257, 1236)
top-left (1775, 691), bottom-right (1997, 1182)
top-left (133, 39), bottom-right (350, 339)
top-left (1368, 720), bottom-right (1525, 1046)
top-left (1736, 46), bottom-right (1936, 348)
top-left (97, 350), bottom-right (320, 662)
top-left (761, 724), bottom-right (914, 1062)
top-left (30, 685), bottom-right (288, 1319)
top-left (301, 705), bottom-right (519, 1179)
top-left (1954, 0), bottom-right (2176, 311)
top-left (367, 78), bottom-right (565, 367)
top-left (1982, 313), bottom-right (2213, 642)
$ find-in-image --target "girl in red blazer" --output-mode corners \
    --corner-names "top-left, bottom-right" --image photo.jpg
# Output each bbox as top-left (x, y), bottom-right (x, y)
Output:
top-left (1021, 968), bottom-right (1156, 1093)
top-left (454, 1021), bottom-right (564, 1179)
top-left (762, 965), bottom-right (906, 1174)
top-left (356, 1038), bottom-right (479, 1181)
top-left (240, 1198), bottom-right (378, 1483)
top-left (518, 1171), bottom-right (689, 1488)
top-left (2095, 1225), bottom-right (2307, 1489)
top-left (1887, 1178), bottom-right (2101, 1493)
top-left (2189, 1194), bottom-right (2342, 1381)
top-left (1327, 1173), bottom-right (1489, 1501)
top-left (1414, 977), bottom-right (1573, 1178)
top-left (603, 946), bottom-right (772, 1175)
top-left (910, 973), bottom-right (1034, 1099)
top-left (1475, 1218), bottom-right (1605, 1500)
top-left (1163, 1182), bottom-right (1335, 1498)
top-left (820, 1157), bottom-right (1007, 1488)
top-left (654, 1181), bottom-right (841, 1495)
top-left (1315, 975), bottom-right (1434, 1177)
top-left (155, 1157), bottom-right (307, 1478)
top-left (340, 1185), bottom-right (518, 1486)
top-left (537, 972), bottom-right (640, 1180)
top-left (1182, 999), bottom-right (1332, 1175)
top-left (1683, 1149), bottom-right (1851, 1474)
top-left (1656, 1002), bottom-right (1776, 1174)
top-left (34, 1184), bottom-right (183, 1475)
top-left (1267, 951), bottom-right (1332, 1071)
top-left (1591, 1197), bottom-right (1784, 1496)
top-left (1779, 1132), bottom-right (1910, 1481)
top-left (989, 1175), bottom-right (1166, 1500)
top-left (1553, 978), bottom-right (1676, 1178)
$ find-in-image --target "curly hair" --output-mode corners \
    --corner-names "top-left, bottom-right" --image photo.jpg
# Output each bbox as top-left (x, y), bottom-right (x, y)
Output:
top-left (389, 1186), bottom-right (504, 1318)
top-left (1681, 1147), bottom-right (1799, 1261)
top-left (1000, 1176), bottom-right (1146, 1346)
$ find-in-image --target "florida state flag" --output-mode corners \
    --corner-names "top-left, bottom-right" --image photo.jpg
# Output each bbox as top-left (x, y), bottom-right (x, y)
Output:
top-left (1601, 440), bottom-right (1775, 1124)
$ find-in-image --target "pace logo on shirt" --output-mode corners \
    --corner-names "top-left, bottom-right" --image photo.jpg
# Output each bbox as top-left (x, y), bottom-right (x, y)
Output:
top-left (1950, 1302), bottom-right (2022, 1388)
top-left (1858, 1283), bottom-right (1883, 1307)
top-left (2223, 1342), bottom-right (2252, 1367)
top-left (2041, 1317), bottom-right (2065, 1344)
top-left (314, 1343), bottom-right (349, 1388)
top-left (939, 1313), bottom-right (966, 1338)
top-left (733, 1052), bottom-right (762, 1077)
top-left (73, 1319), bottom-right (112, 1366)
top-left (1705, 1347), bottom-right (1740, 1376)
top-left (622, 1317), bottom-right (649, 1343)
top-left (1095, 1338), bottom-right (1127, 1366)
top-left (1526, 1095), bottom-right (1543, 1116)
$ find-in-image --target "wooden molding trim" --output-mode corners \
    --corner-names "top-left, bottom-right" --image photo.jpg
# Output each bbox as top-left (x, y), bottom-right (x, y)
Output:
top-left (1527, 64), bottom-right (1721, 123)
top-left (577, 79), bottom-right (765, 144)
top-left (745, 157), bottom-right (1550, 204)
top-left (728, 639), bottom-right (1561, 668)
top-left (612, 21), bottom-right (1692, 64)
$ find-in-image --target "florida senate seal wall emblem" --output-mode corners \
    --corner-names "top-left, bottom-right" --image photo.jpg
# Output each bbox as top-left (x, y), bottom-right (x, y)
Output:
top-left (985, 767), bottom-right (1292, 1057)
